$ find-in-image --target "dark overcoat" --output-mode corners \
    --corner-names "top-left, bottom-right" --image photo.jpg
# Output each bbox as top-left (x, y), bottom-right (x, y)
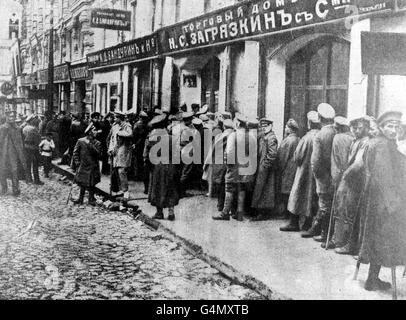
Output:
top-left (277, 133), bottom-right (300, 195)
top-left (0, 123), bottom-right (28, 180)
top-left (132, 119), bottom-right (149, 177)
top-left (287, 129), bottom-right (319, 218)
top-left (251, 129), bottom-right (278, 209)
top-left (145, 129), bottom-right (180, 208)
top-left (358, 135), bottom-right (406, 267)
top-left (332, 136), bottom-right (368, 248)
top-left (73, 138), bottom-right (101, 187)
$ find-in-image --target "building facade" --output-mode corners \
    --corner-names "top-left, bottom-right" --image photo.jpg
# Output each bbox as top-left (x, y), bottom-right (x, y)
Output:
top-left (12, 0), bottom-right (406, 141)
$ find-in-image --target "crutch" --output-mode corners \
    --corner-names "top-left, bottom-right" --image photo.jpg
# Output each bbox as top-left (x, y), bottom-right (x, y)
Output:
top-left (403, 266), bottom-right (406, 278)
top-left (325, 189), bottom-right (337, 250)
top-left (392, 267), bottom-right (397, 300)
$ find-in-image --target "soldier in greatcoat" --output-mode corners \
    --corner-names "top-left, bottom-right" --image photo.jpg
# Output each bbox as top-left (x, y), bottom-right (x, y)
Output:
top-left (331, 117), bottom-right (370, 254)
top-left (280, 111), bottom-right (320, 232)
top-left (0, 110), bottom-right (29, 196)
top-left (72, 124), bottom-right (101, 206)
top-left (132, 111), bottom-right (149, 193)
top-left (22, 115), bottom-right (43, 185)
top-left (276, 119), bottom-right (300, 218)
top-left (305, 103), bottom-right (336, 242)
top-left (250, 118), bottom-right (278, 221)
top-left (357, 111), bottom-right (406, 292)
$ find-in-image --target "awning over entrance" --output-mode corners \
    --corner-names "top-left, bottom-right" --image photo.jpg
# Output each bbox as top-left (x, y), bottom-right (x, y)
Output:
top-left (173, 55), bottom-right (212, 71)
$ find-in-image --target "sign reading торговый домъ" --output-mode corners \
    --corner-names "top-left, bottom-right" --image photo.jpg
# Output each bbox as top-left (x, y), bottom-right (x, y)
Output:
top-left (90, 8), bottom-right (131, 31)
top-left (159, 0), bottom-right (394, 53)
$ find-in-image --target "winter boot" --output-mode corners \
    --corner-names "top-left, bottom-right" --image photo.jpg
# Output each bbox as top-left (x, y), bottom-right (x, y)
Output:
top-left (152, 208), bottom-right (164, 220)
top-left (213, 192), bottom-right (233, 221)
top-left (280, 214), bottom-right (300, 232)
top-left (88, 188), bottom-right (97, 206)
top-left (11, 177), bottom-right (20, 197)
top-left (365, 264), bottom-right (391, 291)
top-left (0, 180), bottom-right (7, 195)
top-left (301, 218), bottom-right (321, 238)
top-left (72, 187), bottom-right (85, 205)
top-left (234, 190), bottom-right (246, 222)
top-left (168, 207), bottom-right (175, 221)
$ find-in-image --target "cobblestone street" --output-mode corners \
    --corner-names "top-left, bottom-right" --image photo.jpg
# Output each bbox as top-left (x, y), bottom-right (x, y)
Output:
top-left (0, 173), bottom-right (263, 300)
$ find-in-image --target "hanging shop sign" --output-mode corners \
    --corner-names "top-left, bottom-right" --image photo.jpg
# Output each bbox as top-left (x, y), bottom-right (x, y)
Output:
top-left (54, 63), bottom-right (70, 83)
top-left (159, 0), bottom-right (394, 54)
top-left (87, 33), bottom-right (158, 69)
top-left (27, 88), bottom-right (48, 99)
top-left (90, 8), bottom-right (131, 31)
top-left (70, 63), bottom-right (91, 80)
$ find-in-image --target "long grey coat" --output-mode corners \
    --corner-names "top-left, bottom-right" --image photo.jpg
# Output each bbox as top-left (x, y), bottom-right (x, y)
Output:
top-left (107, 122), bottom-right (133, 168)
top-left (288, 129), bottom-right (319, 218)
top-left (277, 133), bottom-right (300, 195)
top-left (73, 137), bottom-right (101, 187)
top-left (251, 129), bottom-right (278, 209)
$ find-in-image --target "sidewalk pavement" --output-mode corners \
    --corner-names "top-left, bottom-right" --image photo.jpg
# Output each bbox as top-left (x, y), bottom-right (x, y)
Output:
top-left (53, 160), bottom-right (406, 300)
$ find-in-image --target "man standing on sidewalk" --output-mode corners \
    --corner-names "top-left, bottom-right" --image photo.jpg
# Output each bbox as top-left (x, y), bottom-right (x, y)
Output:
top-left (213, 114), bottom-right (257, 222)
top-left (132, 111), bottom-right (150, 193)
top-left (305, 103), bottom-right (336, 241)
top-left (276, 119), bottom-right (300, 218)
top-left (72, 124), bottom-right (101, 206)
top-left (0, 110), bottom-right (29, 196)
top-left (357, 111), bottom-right (406, 292)
top-left (22, 115), bottom-right (43, 185)
top-left (281, 111), bottom-right (320, 232)
top-left (251, 118), bottom-right (278, 221)
top-left (107, 111), bottom-right (133, 200)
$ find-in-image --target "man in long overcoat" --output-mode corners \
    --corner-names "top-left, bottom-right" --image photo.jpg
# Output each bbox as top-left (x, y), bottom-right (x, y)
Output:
top-left (107, 111), bottom-right (133, 199)
top-left (72, 124), bottom-right (101, 206)
top-left (331, 117), bottom-right (370, 254)
top-left (357, 111), bottom-right (406, 292)
top-left (0, 111), bottom-right (28, 196)
top-left (213, 115), bottom-right (257, 221)
top-left (281, 111), bottom-right (320, 232)
top-left (22, 115), bottom-right (43, 185)
top-left (276, 119), bottom-right (300, 218)
top-left (307, 103), bottom-right (336, 241)
top-left (251, 118), bottom-right (278, 221)
top-left (132, 111), bottom-right (150, 193)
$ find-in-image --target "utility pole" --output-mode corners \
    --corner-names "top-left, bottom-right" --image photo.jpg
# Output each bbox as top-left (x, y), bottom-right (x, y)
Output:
top-left (47, 0), bottom-right (54, 113)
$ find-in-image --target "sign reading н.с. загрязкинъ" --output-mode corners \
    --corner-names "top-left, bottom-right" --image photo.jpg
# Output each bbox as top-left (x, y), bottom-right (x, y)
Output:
top-left (159, 0), bottom-right (394, 54)
top-left (90, 8), bottom-right (131, 31)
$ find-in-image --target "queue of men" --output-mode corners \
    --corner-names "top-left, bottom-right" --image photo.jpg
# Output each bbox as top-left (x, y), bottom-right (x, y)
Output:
top-left (1, 101), bottom-right (406, 293)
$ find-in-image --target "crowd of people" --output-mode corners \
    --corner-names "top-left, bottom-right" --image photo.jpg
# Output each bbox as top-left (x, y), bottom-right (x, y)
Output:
top-left (1, 101), bottom-right (406, 293)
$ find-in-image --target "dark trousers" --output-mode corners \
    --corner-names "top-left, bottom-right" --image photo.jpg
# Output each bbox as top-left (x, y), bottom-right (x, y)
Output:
top-left (43, 156), bottom-right (52, 176)
top-left (0, 172), bottom-right (19, 194)
top-left (25, 148), bottom-right (40, 182)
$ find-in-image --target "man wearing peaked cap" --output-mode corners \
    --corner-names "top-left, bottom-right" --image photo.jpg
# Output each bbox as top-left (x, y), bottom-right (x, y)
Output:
top-left (71, 121), bottom-right (101, 206)
top-left (132, 110), bottom-right (150, 194)
top-left (23, 112), bottom-right (43, 185)
top-left (149, 114), bottom-right (167, 127)
top-left (277, 119), bottom-right (300, 226)
top-left (196, 104), bottom-right (209, 115)
top-left (223, 119), bottom-right (234, 129)
top-left (199, 114), bottom-right (209, 122)
top-left (107, 107), bottom-right (133, 200)
top-left (334, 116), bottom-right (349, 128)
top-left (306, 103), bottom-right (337, 242)
top-left (318, 103), bottom-right (336, 120)
top-left (281, 112), bottom-right (321, 233)
top-left (355, 109), bottom-right (406, 292)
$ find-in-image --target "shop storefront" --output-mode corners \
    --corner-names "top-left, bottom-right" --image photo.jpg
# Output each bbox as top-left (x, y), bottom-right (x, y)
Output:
top-left (69, 62), bottom-right (92, 114)
top-left (54, 63), bottom-right (71, 113)
top-left (158, 0), bottom-right (395, 139)
top-left (87, 33), bottom-right (159, 115)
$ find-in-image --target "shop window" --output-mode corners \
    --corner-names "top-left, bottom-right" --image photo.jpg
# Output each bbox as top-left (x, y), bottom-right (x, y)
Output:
top-left (110, 83), bottom-right (120, 112)
top-left (100, 84), bottom-right (108, 114)
top-left (285, 37), bottom-right (350, 136)
top-left (137, 62), bottom-right (152, 111)
top-left (201, 56), bottom-right (220, 112)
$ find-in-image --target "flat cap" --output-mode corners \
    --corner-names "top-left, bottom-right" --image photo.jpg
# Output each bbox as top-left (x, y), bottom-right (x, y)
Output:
top-left (192, 118), bottom-right (203, 126)
top-left (334, 116), bottom-right (349, 127)
top-left (223, 119), bottom-right (234, 129)
top-left (149, 114), bottom-right (167, 127)
top-left (71, 112), bottom-right (80, 119)
top-left (377, 110), bottom-right (403, 125)
top-left (307, 111), bottom-right (320, 123)
top-left (259, 117), bottom-right (273, 124)
top-left (114, 111), bottom-right (125, 118)
top-left (196, 104), bottom-right (208, 115)
top-left (317, 103), bottom-right (336, 120)
top-left (286, 118), bottom-right (299, 130)
top-left (26, 114), bottom-right (38, 123)
top-left (199, 114), bottom-right (209, 122)
top-left (139, 111), bottom-right (148, 118)
top-left (182, 111), bottom-right (194, 120)
top-left (153, 108), bottom-right (163, 115)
